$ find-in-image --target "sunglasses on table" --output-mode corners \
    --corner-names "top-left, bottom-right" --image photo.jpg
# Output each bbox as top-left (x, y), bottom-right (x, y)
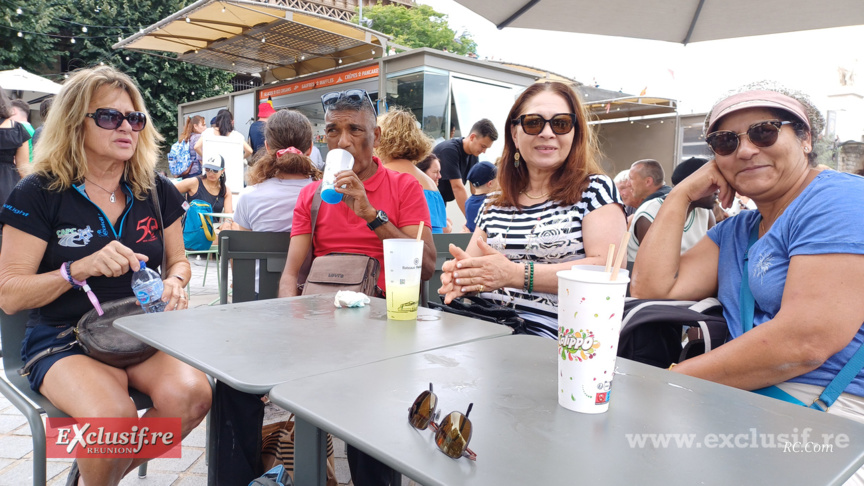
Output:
top-left (320, 89), bottom-right (377, 115)
top-left (86, 108), bottom-right (147, 132)
top-left (512, 113), bottom-right (577, 135)
top-left (408, 383), bottom-right (476, 461)
top-left (706, 120), bottom-right (795, 156)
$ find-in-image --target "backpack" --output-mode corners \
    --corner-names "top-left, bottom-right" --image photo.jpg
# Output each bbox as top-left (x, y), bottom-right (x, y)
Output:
top-left (617, 298), bottom-right (729, 369)
top-left (183, 199), bottom-right (215, 251)
top-left (168, 140), bottom-right (192, 177)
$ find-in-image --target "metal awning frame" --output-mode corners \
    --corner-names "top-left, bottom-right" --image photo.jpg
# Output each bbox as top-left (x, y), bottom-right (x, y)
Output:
top-left (113, 0), bottom-right (389, 77)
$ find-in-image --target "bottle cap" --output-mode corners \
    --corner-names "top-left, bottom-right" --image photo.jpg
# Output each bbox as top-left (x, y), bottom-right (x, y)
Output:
top-left (139, 261), bottom-right (147, 270)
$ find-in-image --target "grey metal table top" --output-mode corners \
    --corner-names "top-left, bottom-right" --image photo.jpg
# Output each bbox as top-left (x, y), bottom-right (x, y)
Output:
top-left (115, 293), bottom-right (512, 394)
top-left (270, 335), bottom-right (864, 486)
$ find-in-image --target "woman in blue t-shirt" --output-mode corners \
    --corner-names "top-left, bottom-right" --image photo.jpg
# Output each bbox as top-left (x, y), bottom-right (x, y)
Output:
top-left (0, 66), bottom-right (211, 485)
top-left (631, 83), bottom-right (864, 460)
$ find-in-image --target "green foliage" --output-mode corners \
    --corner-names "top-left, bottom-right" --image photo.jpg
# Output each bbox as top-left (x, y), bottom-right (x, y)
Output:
top-left (0, 0), bottom-right (234, 143)
top-left (815, 136), bottom-right (838, 168)
top-left (353, 3), bottom-right (478, 56)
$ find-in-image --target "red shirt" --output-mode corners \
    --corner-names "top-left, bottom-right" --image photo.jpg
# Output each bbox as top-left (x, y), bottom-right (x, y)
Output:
top-left (292, 157), bottom-right (431, 291)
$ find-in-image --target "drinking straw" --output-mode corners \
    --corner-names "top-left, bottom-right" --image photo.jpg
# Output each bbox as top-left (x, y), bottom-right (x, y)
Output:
top-left (605, 243), bottom-right (615, 273)
top-left (416, 222), bottom-right (424, 241)
top-left (610, 232), bottom-right (631, 281)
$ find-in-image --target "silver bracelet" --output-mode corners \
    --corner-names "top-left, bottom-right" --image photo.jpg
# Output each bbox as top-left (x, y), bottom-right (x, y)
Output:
top-left (170, 274), bottom-right (185, 283)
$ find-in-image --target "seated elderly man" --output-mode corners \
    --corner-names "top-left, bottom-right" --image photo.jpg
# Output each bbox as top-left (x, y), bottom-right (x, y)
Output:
top-left (278, 89), bottom-right (435, 486)
top-left (627, 157), bottom-right (716, 261)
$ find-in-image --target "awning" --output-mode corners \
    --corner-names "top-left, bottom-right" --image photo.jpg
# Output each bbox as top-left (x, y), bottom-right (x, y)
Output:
top-left (113, 0), bottom-right (389, 79)
top-left (584, 97), bottom-right (677, 121)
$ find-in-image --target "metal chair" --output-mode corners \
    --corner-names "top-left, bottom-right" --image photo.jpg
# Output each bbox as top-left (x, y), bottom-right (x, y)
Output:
top-left (218, 230), bottom-right (291, 304)
top-left (0, 310), bottom-right (150, 484)
top-left (185, 244), bottom-right (221, 300)
top-left (425, 233), bottom-right (473, 306)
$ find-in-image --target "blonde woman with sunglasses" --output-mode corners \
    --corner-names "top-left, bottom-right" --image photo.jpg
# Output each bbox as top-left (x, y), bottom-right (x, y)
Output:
top-left (631, 83), bottom-right (864, 483)
top-left (439, 81), bottom-right (626, 339)
top-left (0, 66), bottom-right (211, 485)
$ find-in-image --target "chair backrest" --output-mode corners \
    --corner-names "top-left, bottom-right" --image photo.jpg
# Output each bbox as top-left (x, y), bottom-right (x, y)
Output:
top-left (428, 233), bottom-right (473, 303)
top-left (219, 230), bottom-right (291, 304)
top-left (1, 310), bottom-right (29, 375)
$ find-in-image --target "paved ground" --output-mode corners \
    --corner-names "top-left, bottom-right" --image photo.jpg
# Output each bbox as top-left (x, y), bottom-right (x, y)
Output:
top-left (0, 256), bottom-right (393, 486)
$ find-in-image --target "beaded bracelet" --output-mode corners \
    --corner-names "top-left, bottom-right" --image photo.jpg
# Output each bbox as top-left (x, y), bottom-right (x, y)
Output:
top-left (61, 261), bottom-right (81, 289)
top-left (60, 261), bottom-right (104, 316)
top-left (522, 262), bottom-right (530, 292)
top-left (528, 261), bottom-right (535, 294)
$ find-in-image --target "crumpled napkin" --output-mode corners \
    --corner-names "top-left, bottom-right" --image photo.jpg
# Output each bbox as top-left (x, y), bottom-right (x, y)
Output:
top-left (334, 290), bottom-right (371, 308)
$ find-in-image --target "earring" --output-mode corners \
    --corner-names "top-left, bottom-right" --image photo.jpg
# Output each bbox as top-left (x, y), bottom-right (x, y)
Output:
top-left (804, 147), bottom-right (810, 153)
top-left (514, 151), bottom-right (520, 168)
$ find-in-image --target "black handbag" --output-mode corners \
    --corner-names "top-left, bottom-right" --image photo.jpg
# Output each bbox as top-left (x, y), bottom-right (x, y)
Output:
top-left (429, 295), bottom-right (525, 334)
top-left (18, 182), bottom-right (166, 376)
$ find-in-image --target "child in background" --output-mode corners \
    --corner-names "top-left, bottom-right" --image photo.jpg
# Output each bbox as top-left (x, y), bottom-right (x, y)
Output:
top-left (464, 161), bottom-right (498, 232)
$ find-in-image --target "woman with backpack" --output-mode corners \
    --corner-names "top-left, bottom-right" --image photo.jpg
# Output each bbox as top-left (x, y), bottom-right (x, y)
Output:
top-left (174, 154), bottom-right (233, 215)
top-left (183, 115), bottom-right (205, 178)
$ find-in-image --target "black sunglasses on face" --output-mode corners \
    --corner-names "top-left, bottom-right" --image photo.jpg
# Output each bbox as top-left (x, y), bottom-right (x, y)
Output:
top-left (706, 120), bottom-right (794, 156)
top-left (320, 89), bottom-right (377, 115)
top-left (512, 113), bottom-right (577, 135)
top-left (408, 383), bottom-right (477, 461)
top-left (86, 108), bottom-right (147, 132)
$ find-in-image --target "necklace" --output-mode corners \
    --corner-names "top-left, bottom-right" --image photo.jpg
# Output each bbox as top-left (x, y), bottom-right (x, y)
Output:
top-left (85, 178), bottom-right (121, 203)
top-left (521, 190), bottom-right (549, 200)
top-left (759, 198), bottom-right (793, 235)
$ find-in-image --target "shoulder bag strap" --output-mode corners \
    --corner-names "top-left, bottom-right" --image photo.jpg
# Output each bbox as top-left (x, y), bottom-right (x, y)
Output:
top-left (150, 178), bottom-right (167, 279)
top-left (744, 218), bottom-right (864, 410)
top-left (297, 184), bottom-right (323, 286)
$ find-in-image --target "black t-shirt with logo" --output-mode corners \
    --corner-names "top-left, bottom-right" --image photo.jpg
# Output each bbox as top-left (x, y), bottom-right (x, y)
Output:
top-left (0, 174), bottom-right (185, 325)
top-left (432, 137), bottom-right (478, 203)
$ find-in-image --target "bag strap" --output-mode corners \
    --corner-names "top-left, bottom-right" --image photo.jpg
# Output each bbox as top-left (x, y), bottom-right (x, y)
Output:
top-left (297, 184), bottom-right (323, 286)
top-left (743, 219), bottom-right (864, 411)
top-left (150, 178), bottom-right (167, 279)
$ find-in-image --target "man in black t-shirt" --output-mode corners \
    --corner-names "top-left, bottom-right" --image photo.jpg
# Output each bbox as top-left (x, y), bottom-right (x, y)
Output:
top-left (432, 118), bottom-right (498, 216)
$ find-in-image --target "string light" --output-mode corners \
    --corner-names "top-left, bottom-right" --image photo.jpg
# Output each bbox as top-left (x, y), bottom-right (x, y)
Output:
top-left (186, 16), bottom-right (191, 23)
top-left (261, 37), bottom-right (266, 43)
top-left (16, 8), bottom-right (22, 14)
top-left (222, 6), bottom-right (226, 12)
top-left (17, 32), bottom-right (23, 37)
top-left (300, 55), bottom-right (305, 60)
top-left (70, 38), bottom-right (76, 43)
top-left (337, 58), bottom-right (342, 64)
top-left (82, 26), bottom-right (88, 33)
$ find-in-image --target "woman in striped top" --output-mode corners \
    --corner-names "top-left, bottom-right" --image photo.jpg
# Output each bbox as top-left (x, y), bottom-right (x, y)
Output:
top-left (439, 81), bottom-right (627, 338)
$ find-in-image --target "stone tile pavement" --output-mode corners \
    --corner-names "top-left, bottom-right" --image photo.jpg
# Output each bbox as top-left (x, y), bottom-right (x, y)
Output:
top-left (0, 256), bottom-right (384, 486)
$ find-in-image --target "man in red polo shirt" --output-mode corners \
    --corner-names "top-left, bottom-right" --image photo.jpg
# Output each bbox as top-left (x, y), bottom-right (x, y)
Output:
top-left (278, 90), bottom-right (434, 296)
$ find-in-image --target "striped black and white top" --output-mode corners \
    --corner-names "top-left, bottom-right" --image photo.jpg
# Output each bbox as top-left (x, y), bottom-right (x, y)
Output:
top-left (476, 174), bottom-right (621, 338)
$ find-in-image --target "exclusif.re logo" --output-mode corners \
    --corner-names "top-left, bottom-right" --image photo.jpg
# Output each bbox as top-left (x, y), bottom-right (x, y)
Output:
top-left (47, 417), bottom-right (181, 458)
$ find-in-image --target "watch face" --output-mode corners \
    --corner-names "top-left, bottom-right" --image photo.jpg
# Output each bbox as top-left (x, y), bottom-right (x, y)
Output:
top-left (377, 210), bottom-right (389, 223)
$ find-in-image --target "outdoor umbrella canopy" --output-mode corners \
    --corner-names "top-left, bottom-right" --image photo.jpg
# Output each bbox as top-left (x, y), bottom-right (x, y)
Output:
top-left (0, 68), bottom-right (62, 105)
top-left (453, 0), bottom-right (864, 44)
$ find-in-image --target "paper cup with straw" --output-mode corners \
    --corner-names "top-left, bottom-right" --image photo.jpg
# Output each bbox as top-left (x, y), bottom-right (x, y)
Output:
top-left (557, 263), bottom-right (629, 413)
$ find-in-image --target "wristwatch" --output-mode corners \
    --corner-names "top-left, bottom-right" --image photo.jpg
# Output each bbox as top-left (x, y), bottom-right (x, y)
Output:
top-left (367, 210), bottom-right (389, 231)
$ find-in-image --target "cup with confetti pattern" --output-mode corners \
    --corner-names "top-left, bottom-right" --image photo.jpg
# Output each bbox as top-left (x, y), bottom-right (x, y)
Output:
top-left (556, 265), bottom-right (629, 413)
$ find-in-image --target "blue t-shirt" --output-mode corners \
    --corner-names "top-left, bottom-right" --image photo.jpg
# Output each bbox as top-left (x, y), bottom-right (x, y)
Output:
top-left (423, 189), bottom-right (447, 234)
top-left (464, 194), bottom-right (487, 232)
top-left (708, 170), bottom-right (864, 396)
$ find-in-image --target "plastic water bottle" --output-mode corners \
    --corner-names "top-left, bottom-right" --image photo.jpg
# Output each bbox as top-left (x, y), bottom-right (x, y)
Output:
top-left (320, 149), bottom-right (355, 204)
top-left (131, 261), bottom-right (166, 313)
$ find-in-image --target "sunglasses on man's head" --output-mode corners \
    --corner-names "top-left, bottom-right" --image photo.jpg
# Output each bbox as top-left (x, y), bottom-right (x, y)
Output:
top-left (86, 108), bottom-right (147, 132)
top-left (320, 89), bottom-right (377, 115)
top-left (706, 120), bottom-right (795, 156)
top-left (408, 383), bottom-right (476, 461)
top-left (512, 113), bottom-right (577, 136)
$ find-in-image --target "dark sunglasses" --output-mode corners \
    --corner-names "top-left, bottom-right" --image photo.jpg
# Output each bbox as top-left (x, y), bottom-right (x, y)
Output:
top-left (204, 168), bottom-right (222, 173)
top-left (408, 383), bottom-right (476, 461)
top-left (321, 89), bottom-right (377, 115)
top-left (86, 108), bottom-right (147, 132)
top-left (706, 120), bottom-right (794, 156)
top-left (512, 113), bottom-right (577, 135)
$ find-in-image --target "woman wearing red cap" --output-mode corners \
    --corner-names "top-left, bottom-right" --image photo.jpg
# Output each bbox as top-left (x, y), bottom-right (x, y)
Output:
top-left (632, 82), bottom-right (864, 467)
